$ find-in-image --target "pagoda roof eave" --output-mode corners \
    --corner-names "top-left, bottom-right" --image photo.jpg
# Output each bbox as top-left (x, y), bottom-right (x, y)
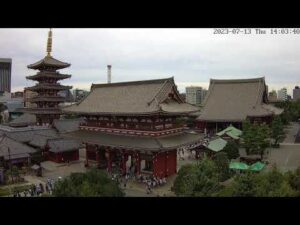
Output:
top-left (27, 56), bottom-right (70, 70)
top-left (25, 85), bottom-right (72, 91)
top-left (26, 74), bottom-right (71, 80)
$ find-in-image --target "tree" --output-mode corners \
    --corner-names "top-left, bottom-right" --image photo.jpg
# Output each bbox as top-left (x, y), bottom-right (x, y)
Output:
top-left (173, 157), bottom-right (221, 197)
top-left (212, 152), bottom-right (231, 182)
top-left (172, 164), bottom-right (198, 196)
top-left (270, 116), bottom-right (285, 147)
top-left (223, 141), bottom-right (240, 160)
top-left (53, 168), bottom-right (124, 197)
top-left (286, 167), bottom-right (300, 193)
top-left (242, 120), bottom-right (270, 160)
top-left (193, 158), bottom-right (221, 197)
top-left (232, 171), bottom-right (257, 197)
top-left (255, 166), bottom-right (296, 197)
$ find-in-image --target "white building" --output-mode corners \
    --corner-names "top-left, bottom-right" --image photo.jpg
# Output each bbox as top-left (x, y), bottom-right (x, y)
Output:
top-left (185, 86), bottom-right (207, 106)
top-left (277, 88), bottom-right (288, 101)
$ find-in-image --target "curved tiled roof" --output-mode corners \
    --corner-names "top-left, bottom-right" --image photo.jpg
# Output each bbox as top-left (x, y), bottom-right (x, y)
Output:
top-left (63, 130), bottom-right (203, 152)
top-left (197, 77), bottom-right (283, 122)
top-left (0, 135), bottom-right (37, 159)
top-left (63, 77), bottom-right (199, 116)
top-left (27, 56), bottom-right (70, 70)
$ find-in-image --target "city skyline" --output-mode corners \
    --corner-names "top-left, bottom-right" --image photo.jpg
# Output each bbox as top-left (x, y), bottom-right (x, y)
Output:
top-left (1, 28), bottom-right (300, 94)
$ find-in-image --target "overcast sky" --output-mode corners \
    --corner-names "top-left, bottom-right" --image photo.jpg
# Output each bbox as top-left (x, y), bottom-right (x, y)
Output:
top-left (1, 28), bottom-right (300, 95)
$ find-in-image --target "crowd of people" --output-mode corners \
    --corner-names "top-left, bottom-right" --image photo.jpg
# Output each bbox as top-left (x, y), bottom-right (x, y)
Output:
top-left (110, 171), bottom-right (168, 194)
top-left (12, 178), bottom-right (55, 197)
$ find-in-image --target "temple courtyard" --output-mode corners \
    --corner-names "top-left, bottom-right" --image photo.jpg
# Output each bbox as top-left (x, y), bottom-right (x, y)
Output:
top-left (2, 123), bottom-right (299, 197)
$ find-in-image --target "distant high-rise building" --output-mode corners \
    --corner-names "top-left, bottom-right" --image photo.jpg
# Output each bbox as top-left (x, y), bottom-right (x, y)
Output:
top-left (0, 58), bottom-right (12, 93)
top-left (277, 88), bottom-right (288, 101)
top-left (293, 86), bottom-right (300, 101)
top-left (185, 86), bottom-right (207, 106)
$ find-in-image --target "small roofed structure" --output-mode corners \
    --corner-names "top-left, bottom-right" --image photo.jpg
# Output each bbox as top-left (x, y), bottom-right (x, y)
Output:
top-left (206, 138), bottom-right (227, 152)
top-left (216, 125), bottom-right (242, 140)
top-left (229, 162), bottom-right (249, 170)
top-left (249, 161), bottom-right (265, 172)
top-left (46, 138), bottom-right (81, 163)
top-left (0, 134), bottom-right (36, 167)
top-left (197, 77), bottom-right (283, 133)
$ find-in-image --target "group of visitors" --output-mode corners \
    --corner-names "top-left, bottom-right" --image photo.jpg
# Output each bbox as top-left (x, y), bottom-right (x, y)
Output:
top-left (12, 178), bottom-right (55, 197)
top-left (143, 176), bottom-right (167, 194)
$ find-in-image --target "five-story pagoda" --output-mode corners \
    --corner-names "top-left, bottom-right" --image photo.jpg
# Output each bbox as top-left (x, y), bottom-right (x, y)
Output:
top-left (23, 29), bottom-right (72, 126)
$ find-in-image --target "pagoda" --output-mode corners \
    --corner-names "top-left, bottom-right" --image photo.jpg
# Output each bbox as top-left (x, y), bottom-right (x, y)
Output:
top-left (23, 29), bottom-right (72, 126)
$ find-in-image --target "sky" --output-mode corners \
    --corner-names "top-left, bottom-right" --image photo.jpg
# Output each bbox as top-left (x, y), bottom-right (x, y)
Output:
top-left (1, 28), bottom-right (300, 95)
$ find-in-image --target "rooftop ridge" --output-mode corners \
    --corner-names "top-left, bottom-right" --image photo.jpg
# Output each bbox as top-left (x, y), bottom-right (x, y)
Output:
top-left (91, 77), bottom-right (173, 90)
top-left (210, 77), bottom-right (265, 84)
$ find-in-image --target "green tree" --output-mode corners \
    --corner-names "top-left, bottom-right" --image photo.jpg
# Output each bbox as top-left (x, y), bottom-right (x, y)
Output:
top-left (223, 141), bottom-right (240, 160)
top-left (193, 158), bottom-right (221, 197)
top-left (242, 121), bottom-right (270, 160)
top-left (232, 171), bottom-right (257, 197)
top-left (286, 167), bottom-right (300, 194)
top-left (173, 157), bottom-right (221, 197)
top-left (172, 164), bottom-right (198, 196)
top-left (255, 166), bottom-right (296, 197)
top-left (212, 152), bottom-right (231, 182)
top-left (270, 116), bottom-right (285, 147)
top-left (53, 168), bottom-right (124, 197)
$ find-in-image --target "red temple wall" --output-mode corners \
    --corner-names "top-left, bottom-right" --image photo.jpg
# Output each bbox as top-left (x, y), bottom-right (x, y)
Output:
top-left (48, 150), bottom-right (79, 163)
top-left (153, 150), bottom-right (177, 178)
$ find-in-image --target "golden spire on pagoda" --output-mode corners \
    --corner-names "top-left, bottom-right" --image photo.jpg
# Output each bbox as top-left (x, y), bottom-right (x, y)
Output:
top-left (46, 28), bottom-right (52, 57)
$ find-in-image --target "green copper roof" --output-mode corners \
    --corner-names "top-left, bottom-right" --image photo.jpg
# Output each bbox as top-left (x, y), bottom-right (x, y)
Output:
top-left (207, 138), bottom-right (227, 152)
top-left (249, 162), bottom-right (265, 171)
top-left (229, 162), bottom-right (249, 170)
top-left (217, 125), bottom-right (242, 137)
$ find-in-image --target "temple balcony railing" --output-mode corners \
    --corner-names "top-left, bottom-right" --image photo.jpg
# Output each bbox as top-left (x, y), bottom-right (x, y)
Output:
top-left (79, 125), bottom-right (184, 137)
top-left (79, 122), bottom-right (183, 131)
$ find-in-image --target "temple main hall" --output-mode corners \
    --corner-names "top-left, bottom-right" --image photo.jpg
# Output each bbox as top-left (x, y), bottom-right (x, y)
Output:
top-left (63, 77), bottom-right (202, 177)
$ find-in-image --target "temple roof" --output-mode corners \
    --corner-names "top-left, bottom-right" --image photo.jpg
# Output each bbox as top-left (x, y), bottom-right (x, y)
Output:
top-left (28, 133), bottom-right (59, 148)
top-left (27, 56), bottom-right (70, 70)
top-left (63, 130), bottom-right (203, 152)
top-left (0, 134), bottom-right (37, 159)
top-left (25, 84), bottom-right (72, 91)
top-left (53, 118), bottom-right (84, 133)
top-left (18, 108), bottom-right (62, 115)
top-left (9, 113), bottom-right (37, 127)
top-left (28, 96), bottom-right (66, 102)
top-left (63, 77), bottom-right (199, 116)
top-left (47, 138), bottom-right (81, 153)
top-left (197, 77), bottom-right (283, 122)
top-left (26, 72), bottom-right (71, 80)
top-left (0, 125), bottom-right (58, 143)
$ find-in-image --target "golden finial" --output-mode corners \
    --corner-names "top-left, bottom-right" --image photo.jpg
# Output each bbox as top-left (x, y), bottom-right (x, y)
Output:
top-left (46, 28), bottom-right (52, 57)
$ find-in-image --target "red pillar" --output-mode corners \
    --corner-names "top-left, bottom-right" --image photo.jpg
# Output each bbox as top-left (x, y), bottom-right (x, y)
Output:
top-left (121, 151), bottom-right (127, 175)
top-left (85, 143), bottom-right (89, 167)
top-left (106, 148), bottom-right (112, 173)
top-left (95, 150), bottom-right (100, 168)
top-left (135, 152), bottom-right (141, 175)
